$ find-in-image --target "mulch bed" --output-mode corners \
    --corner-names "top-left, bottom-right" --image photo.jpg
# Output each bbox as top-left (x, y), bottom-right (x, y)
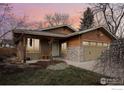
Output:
top-left (0, 60), bottom-right (66, 75)
top-left (0, 63), bottom-right (24, 75)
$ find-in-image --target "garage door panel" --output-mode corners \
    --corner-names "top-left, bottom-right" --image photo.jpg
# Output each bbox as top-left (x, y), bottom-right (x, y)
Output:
top-left (83, 46), bottom-right (106, 61)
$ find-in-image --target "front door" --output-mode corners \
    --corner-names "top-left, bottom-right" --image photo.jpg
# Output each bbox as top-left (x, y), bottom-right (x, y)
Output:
top-left (52, 41), bottom-right (60, 57)
top-left (40, 39), bottom-right (51, 59)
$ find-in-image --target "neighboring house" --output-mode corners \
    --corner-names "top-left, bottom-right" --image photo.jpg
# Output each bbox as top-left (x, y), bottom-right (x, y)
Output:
top-left (0, 39), bottom-right (15, 48)
top-left (13, 25), bottom-right (117, 63)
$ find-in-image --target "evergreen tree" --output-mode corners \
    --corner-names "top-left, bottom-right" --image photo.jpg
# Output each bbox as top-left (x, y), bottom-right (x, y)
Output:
top-left (79, 7), bottom-right (94, 31)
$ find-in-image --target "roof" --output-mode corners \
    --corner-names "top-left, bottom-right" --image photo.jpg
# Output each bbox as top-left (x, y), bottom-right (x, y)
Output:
top-left (13, 26), bottom-right (117, 40)
top-left (67, 26), bottom-right (117, 39)
top-left (13, 29), bottom-right (65, 38)
top-left (41, 24), bottom-right (78, 32)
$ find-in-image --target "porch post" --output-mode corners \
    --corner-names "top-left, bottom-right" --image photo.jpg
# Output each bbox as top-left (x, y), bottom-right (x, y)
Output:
top-left (16, 34), bottom-right (26, 63)
top-left (23, 35), bottom-right (27, 63)
top-left (49, 38), bottom-right (54, 60)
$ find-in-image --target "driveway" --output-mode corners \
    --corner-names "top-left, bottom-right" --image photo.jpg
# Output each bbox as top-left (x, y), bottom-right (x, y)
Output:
top-left (66, 60), bottom-right (118, 77)
top-left (66, 60), bottom-right (103, 74)
top-left (66, 60), bottom-right (101, 73)
top-left (53, 58), bottom-right (99, 72)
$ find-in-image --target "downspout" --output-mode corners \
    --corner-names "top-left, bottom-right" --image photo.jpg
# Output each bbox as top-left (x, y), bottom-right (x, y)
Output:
top-left (79, 34), bottom-right (81, 62)
top-left (49, 38), bottom-right (54, 60)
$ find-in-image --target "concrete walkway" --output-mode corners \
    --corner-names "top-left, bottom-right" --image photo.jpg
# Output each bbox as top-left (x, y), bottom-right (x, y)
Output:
top-left (26, 59), bottom-right (50, 64)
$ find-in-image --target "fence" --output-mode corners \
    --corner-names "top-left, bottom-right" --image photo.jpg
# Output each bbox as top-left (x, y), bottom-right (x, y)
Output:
top-left (0, 48), bottom-right (16, 56)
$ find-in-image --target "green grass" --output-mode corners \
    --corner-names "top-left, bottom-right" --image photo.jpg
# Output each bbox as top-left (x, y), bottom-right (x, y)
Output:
top-left (0, 66), bottom-right (104, 85)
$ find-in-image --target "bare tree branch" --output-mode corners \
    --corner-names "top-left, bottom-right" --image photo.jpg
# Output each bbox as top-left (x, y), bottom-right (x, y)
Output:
top-left (45, 13), bottom-right (70, 27)
top-left (92, 3), bottom-right (124, 36)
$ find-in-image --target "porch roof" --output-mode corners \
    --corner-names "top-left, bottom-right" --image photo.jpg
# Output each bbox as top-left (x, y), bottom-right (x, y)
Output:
top-left (13, 29), bottom-right (65, 38)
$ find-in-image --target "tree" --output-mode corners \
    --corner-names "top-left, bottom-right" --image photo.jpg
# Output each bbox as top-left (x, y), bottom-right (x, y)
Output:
top-left (0, 15), bottom-right (28, 39)
top-left (0, 4), bottom-right (28, 40)
top-left (79, 7), bottom-right (94, 31)
top-left (94, 39), bottom-right (124, 79)
top-left (37, 21), bottom-right (43, 29)
top-left (45, 13), bottom-right (70, 27)
top-left (0, 4), bottom-right (12, 39)
top-left (92, 3), bottom-right (124, 80)
top-left (92, 3), bottom-right (124, 36)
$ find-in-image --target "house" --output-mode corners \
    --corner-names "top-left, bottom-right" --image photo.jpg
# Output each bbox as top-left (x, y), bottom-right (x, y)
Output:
top-left (13, 25), bottom-right (117, 63)
top-left (0, 39), bottom-right (15, 48)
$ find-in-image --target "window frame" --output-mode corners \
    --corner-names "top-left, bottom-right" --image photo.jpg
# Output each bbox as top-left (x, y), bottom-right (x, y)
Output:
top-left (90, 42), bottom-right (97, 46)
top-left (82, 41), bottom-right (90, 46)
top-left (97, 42), bottom-right (103, 46)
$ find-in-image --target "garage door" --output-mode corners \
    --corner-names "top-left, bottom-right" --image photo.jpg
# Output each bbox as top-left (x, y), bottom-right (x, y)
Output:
top-left (83, 42), bottom-right (108, 61)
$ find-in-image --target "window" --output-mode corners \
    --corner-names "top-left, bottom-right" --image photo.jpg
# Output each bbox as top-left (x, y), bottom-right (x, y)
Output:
top-left (82, 41), bottom-right (89, 46)
top-left (90, 42), bottom-right (96, 46)
top-left (34, 39), bottom-right (40, 52)
top-left (61, 42), bottom-right (67, 50)
top-left (97, 42), bottom-right (102, 46)
top-left (27, 38), bottom-right (40, 53)
top-left (61, 42), bottom-right (67, 57)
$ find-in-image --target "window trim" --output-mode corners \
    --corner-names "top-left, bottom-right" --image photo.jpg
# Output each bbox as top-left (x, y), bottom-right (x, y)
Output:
top-left (82, 41), bottom-right (90, 46)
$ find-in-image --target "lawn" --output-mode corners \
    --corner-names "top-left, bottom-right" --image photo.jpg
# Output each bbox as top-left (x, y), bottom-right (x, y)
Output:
top-left (0, 64), bottom-right (104, 85)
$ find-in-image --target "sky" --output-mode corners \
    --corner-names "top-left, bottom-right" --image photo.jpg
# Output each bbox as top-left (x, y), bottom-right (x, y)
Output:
top-left (11, 3), bottom-right (90, 28)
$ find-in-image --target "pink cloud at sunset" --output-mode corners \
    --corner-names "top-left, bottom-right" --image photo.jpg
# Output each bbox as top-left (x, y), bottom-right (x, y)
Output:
top-left (11, 3), bottom-right (90, 29)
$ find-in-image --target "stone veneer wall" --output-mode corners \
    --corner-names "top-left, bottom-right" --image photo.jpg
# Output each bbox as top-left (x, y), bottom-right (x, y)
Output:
top-left (80, 47), bottom-right (84, 62)
top-left (66, 47), bottom-right (81, 62)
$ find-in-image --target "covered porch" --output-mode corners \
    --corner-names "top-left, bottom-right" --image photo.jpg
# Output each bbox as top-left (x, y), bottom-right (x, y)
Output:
top-left (26, 36), bottom-right (61, 60)
top-left (13, 30), bottom-right (67, 63)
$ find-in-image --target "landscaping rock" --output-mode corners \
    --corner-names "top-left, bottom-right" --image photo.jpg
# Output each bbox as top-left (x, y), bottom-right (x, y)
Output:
top-left (47, 63), bottom-right (69, 70)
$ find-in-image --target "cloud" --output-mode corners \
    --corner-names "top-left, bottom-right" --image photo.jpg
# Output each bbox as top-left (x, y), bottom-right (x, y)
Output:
top-left (11, 3), bottom-right (89, 29)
